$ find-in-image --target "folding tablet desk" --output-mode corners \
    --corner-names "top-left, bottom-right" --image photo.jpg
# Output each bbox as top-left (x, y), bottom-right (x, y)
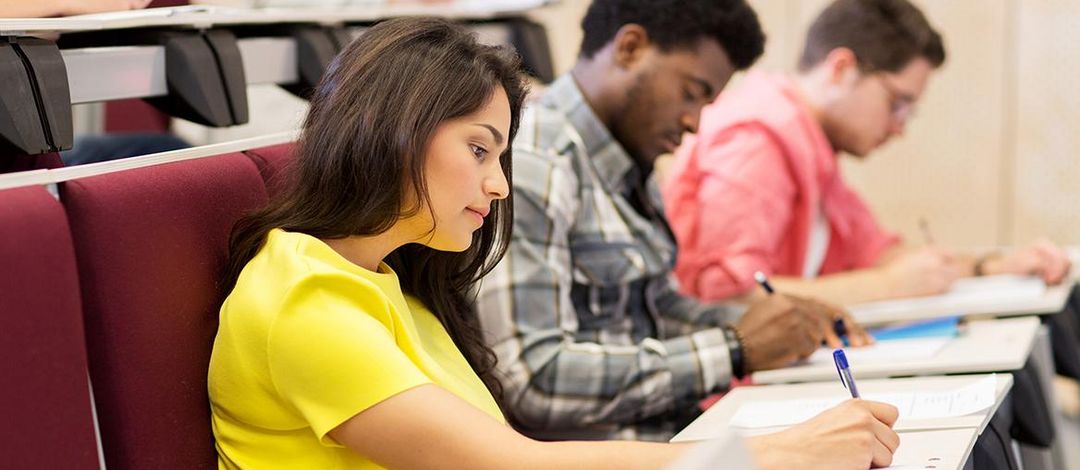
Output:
top-left (751, 317), bottom-right (1038, 385)
top-left (673, 375), bottom-right (1013, 470)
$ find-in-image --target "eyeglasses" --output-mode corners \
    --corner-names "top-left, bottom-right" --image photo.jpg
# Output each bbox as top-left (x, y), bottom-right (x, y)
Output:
top-left (875, 74), bottom-right (918, 123)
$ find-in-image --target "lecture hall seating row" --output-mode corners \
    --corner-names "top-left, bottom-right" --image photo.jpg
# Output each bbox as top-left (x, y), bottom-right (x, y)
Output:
top-left (0, 142), bottom-right (294, 469)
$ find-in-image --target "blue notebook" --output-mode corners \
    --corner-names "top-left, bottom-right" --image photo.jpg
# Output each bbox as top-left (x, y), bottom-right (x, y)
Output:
top-left (867, 316), bottom-right (962, 342)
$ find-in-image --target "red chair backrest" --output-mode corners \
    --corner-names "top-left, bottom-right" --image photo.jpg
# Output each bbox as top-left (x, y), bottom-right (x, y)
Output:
top-left (62, 153), bottom-right (268, 469)
top-left (243, 142), bottom-right (296, 197)
top-left (0, 185), bottom-right (100, 468)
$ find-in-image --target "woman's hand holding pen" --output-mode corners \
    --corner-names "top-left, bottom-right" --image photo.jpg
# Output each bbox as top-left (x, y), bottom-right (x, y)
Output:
top-left (747, 400), bottom-right (900, 470)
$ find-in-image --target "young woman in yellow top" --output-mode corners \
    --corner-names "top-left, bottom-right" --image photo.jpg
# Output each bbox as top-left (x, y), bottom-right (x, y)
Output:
top-left (208, 16), bottom-right (900, 470)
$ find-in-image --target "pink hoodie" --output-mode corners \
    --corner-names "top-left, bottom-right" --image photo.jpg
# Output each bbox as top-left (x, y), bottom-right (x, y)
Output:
top-left (663, 72), bottom-right (900, 301)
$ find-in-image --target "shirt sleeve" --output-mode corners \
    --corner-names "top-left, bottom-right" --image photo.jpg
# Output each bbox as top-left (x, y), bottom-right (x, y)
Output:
top-left (674, 124), bottom-right (797, 301)
top-left (475, 147), bottom-right (734, 433)
top-left (838, 185), bottom-right (903, 268)
top-left (267, 272), bottom-right (431, 446)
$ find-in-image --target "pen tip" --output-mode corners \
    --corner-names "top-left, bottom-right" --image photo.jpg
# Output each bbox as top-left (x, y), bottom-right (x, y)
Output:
top-left (754, 271), bottom-right (766, 283)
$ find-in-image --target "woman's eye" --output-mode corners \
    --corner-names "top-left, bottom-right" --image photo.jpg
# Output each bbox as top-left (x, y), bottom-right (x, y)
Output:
top-left (470, 144), bottom-right (488, 160)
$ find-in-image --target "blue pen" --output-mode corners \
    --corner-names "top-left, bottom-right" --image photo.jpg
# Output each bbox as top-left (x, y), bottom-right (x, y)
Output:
top-left (755, 271), bottom-right (848, 341)
top-left (833, 349), bottom-right (861, 398)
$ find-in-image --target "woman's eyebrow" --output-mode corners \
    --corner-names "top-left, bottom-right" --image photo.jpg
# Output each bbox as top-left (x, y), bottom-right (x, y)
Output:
top-left (472, 123), bottom-right (505, 146)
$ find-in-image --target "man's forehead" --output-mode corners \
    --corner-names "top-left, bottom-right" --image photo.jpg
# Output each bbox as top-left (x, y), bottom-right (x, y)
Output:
top-left (659, 39), bottom-right (734, 89)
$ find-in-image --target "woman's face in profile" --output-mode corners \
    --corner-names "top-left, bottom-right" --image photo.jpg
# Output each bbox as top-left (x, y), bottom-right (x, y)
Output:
top-left (401, 86), bottom-right (512, 252)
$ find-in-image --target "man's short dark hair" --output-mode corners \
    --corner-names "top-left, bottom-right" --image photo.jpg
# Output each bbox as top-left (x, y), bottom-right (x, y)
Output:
top-left (578, 0), bottom-right (765, 70)
top-left (798, 0), bottom-right (946, 73)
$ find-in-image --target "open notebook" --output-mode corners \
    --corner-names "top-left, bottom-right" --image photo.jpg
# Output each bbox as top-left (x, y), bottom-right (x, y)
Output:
top-left (729, 375), bottom-right (997, 430)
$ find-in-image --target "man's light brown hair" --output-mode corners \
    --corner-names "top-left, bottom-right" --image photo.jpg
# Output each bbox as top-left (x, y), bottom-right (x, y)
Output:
top-left (798, 0), bottom-right (946, 73)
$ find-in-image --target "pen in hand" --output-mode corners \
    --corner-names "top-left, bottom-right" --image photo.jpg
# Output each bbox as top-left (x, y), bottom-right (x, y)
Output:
top-left (754, 271), bottom-right (848, 341)
top-left (753, 271), bottom-right (774, 294)
top-left (833, 349), bottom-right (861, 398)
top-left (919, 217), bottom-right (934, 245)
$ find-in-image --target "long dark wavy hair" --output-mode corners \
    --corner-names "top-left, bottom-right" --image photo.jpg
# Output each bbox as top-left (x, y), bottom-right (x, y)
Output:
top-left (221, 17), bottom-right (529, 398)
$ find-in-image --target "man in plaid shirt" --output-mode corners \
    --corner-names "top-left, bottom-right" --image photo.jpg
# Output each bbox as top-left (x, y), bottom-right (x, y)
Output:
top-left (475, 0), bottom-right (870, 442)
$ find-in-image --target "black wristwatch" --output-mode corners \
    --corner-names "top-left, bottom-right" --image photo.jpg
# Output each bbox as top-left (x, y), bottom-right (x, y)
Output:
top-left (722, 325), bottom-right (747, 379)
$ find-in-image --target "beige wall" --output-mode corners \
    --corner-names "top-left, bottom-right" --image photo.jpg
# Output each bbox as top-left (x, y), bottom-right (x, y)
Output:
top-left (531, 0), bottom-right (1080, 247)
top-left (527, 1), bottom-right (590, 75)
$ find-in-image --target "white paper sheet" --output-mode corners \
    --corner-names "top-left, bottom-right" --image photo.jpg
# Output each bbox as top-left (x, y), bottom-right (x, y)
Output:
top-left (805, 337), bottom-right (951, 365)
top-left (849, 274), bottom-right (1046, 319)
top-left (730, 375), bottom-right (997, 429)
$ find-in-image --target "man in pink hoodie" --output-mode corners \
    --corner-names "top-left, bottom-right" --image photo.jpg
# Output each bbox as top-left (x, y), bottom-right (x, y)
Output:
top-left (664, 0), bottom-right (1070, 305)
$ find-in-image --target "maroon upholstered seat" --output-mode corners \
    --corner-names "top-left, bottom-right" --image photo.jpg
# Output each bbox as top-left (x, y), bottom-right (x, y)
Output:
top-left (62, 153), bottom-right (268, 470)
top-left (243, 142), bottom-right (295, 196)
top-left (0, 186), bottom-right (100, 468)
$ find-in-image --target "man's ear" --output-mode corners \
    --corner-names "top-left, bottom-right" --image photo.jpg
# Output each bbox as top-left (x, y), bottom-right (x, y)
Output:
top-left (610, 24), bottom-right (652, 70)
top-left (823, 47), bottom-right (860, 86)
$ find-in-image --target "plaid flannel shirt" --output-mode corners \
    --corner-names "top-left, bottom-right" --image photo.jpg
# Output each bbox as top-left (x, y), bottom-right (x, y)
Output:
top-left (475, 75), bottom-right (742, 442)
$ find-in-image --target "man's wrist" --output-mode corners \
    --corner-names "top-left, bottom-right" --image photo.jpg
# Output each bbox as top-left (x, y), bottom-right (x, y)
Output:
top-left (974, 253), bottom-right (1002, 276)
top-left (722, 324), bottom-right (747, 379)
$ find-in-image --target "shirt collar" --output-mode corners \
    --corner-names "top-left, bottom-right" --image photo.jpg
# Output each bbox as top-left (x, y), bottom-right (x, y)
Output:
top-left (540, 74), bottom-right (637, 193)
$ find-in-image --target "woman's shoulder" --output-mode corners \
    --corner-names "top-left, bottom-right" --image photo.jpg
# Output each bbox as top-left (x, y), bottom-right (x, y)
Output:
top-left (228, 230), bottom-right (401, 327)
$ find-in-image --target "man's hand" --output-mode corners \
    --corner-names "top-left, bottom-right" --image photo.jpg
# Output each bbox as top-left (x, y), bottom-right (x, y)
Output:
top-left (1, 0), bottom-right (152, 18)
top-left (882, 246), bottom-right (963, 297)
top-left (737, 294), bottom-right (823, 372)
top-left (60, 0), bottom-right (153, 16)
top-left (790, 295), bottom-right (874, 348)
top-left (982, 238), bottom-right (1071, 284)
